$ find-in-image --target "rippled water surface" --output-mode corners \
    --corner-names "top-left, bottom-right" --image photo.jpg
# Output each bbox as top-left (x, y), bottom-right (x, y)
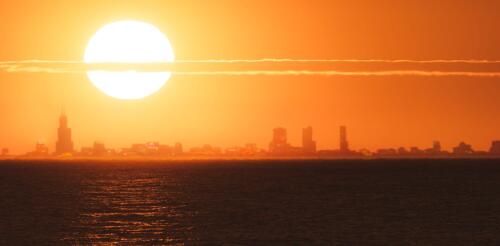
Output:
top-left (1, 159), bottom-right (500, 245)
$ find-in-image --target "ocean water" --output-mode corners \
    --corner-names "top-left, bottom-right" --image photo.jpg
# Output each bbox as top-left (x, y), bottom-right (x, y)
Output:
top-left (0, 159), bottom-right (500, 245)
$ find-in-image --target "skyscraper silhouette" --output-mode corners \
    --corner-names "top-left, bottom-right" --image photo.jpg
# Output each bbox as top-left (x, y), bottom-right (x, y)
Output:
top-left (433, 141), bottom-right (441, 152)
top-left (340, 126), bottom-right (349, 153)
top-left (490, 141), bottom-right (500, 155)
top-left (55, 111), bottom-right (74, 155)
top-left (269, 127), bottom-right (289, 154)
top-left (302, 126), bottom-right (316, 154)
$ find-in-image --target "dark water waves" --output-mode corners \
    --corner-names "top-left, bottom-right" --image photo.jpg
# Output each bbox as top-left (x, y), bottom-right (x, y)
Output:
top-left (1, 159), bottom-right (500, 245)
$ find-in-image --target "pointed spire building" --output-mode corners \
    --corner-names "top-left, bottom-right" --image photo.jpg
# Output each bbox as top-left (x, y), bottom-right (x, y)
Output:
top-left (55, 111), bottom-right (74, 155)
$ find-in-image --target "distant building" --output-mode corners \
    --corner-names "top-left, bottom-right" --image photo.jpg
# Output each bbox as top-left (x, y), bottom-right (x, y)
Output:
top-left (339, 126), bottom-right (349, 153)
top-left (359, 148), bottom-right (372, 156)
top-left (244, 143), bottom-right (258, 155)
top-left (376, 148), bottom-right (397, 156)
top-left (93, 142), bottom-right (107, 156)
top-left (433, 141), bottom-right (441, 153)
top-left (189, 144), bottom-right (221, 156)
top-left (80, 147), bottom-right (93, 156)
top-left (120, 142), bottom-right (183, 157)
top-left (174, 142), bottom-right (183, 156)
top-left (490, 141), bottom-right (500, 155)
top-left (27, 142), bottom-right (49, 157)
top-left (126, 142), bottom-right (161, 155)
top-left (226, 143), bottom-right (261, 156)
top-left (36, 142), bottom-right (49, 155)
top-left (269, 127), bottom-right (289, 154)
top-left (302, 126), bottom-right (316, 154)
top-left (158, 144), bottom-right (173, 156)
top-left (131, 143), bottom-right (147, 155)
top-left (452, 142), bottom-right (474, 155)
top-left (55, 112), bottom-right (74, 155)
top-left (397, 147), bottom-right (409, 155)
top-left (225, 147), bottom-right (242, 156)
top-left (1, 148), bottom-right (8, 156)
top-left (425, 141), bottom-right (442, 155)
top-left (410, 147), bottom-right (424, 155)
top-left (145, 142), bottom-right (160, 155)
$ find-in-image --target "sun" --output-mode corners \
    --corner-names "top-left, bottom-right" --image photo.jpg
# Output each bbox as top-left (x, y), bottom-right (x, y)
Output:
top-left (84, 20), bottom-right (175, 100)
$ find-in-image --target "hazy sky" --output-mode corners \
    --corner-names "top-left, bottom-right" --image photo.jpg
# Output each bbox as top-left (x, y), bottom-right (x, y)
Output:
top-left (1, 0), bottom-right (499, 154)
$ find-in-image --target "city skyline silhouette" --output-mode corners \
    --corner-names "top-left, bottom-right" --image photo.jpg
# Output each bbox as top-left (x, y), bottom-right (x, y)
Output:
top-left (3, 111), bottom-right (498, 159)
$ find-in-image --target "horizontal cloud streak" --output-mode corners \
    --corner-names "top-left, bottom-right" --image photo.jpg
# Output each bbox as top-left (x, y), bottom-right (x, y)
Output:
top-left (1, 59), bottom-right (500, 77)
top-left (170, 70), bottom-right (500, 77)
top-left (176, 59), bottom-right (500, 64)
top-left (2, 59), bottom-right (500, 65)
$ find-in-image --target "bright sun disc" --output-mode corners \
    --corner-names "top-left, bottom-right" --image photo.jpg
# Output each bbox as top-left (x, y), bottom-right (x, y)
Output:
top-left (84, 20), bottom-right (175, 100)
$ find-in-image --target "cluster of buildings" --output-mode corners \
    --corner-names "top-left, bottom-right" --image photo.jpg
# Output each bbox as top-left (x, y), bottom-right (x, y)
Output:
top-left (267, 125), bottom-right (500, 158)
top-left (268, 126), bottom-right (354, 156)
top-left (1, 112), bottom-right (500, 159)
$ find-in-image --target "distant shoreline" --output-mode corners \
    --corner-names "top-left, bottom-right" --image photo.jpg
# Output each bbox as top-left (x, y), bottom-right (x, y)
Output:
top-left (0, 156), bottom-right (499, 163)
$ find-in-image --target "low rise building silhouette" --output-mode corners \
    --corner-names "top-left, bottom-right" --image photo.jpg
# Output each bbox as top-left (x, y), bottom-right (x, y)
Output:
top-left (225, 143), bottom-right (261, 156)
top-left (425, 141), bottom-right (443, 155)
top-left (410, 147), bottom-right (424, 155)
top-left (27, 142), bottom-right (49, 157)
top-left (453, 142), bottom-right (474, 155)
top-left (398, 147), bottom-right (409, 155)
top-left (189, 144), bottom-right (221, 156)
top-left (376, 148), bottom-right (397, 156)
top-left (93, 142), bottom-right (107, 156)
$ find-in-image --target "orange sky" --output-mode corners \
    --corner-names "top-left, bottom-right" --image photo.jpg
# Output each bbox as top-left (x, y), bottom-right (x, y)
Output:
top-left (1, 0), bottom-right (499, 154)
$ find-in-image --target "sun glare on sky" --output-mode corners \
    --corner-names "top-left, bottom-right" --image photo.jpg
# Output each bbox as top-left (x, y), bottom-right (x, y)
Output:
top-left (84, 20), bottom-right (175, 100)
